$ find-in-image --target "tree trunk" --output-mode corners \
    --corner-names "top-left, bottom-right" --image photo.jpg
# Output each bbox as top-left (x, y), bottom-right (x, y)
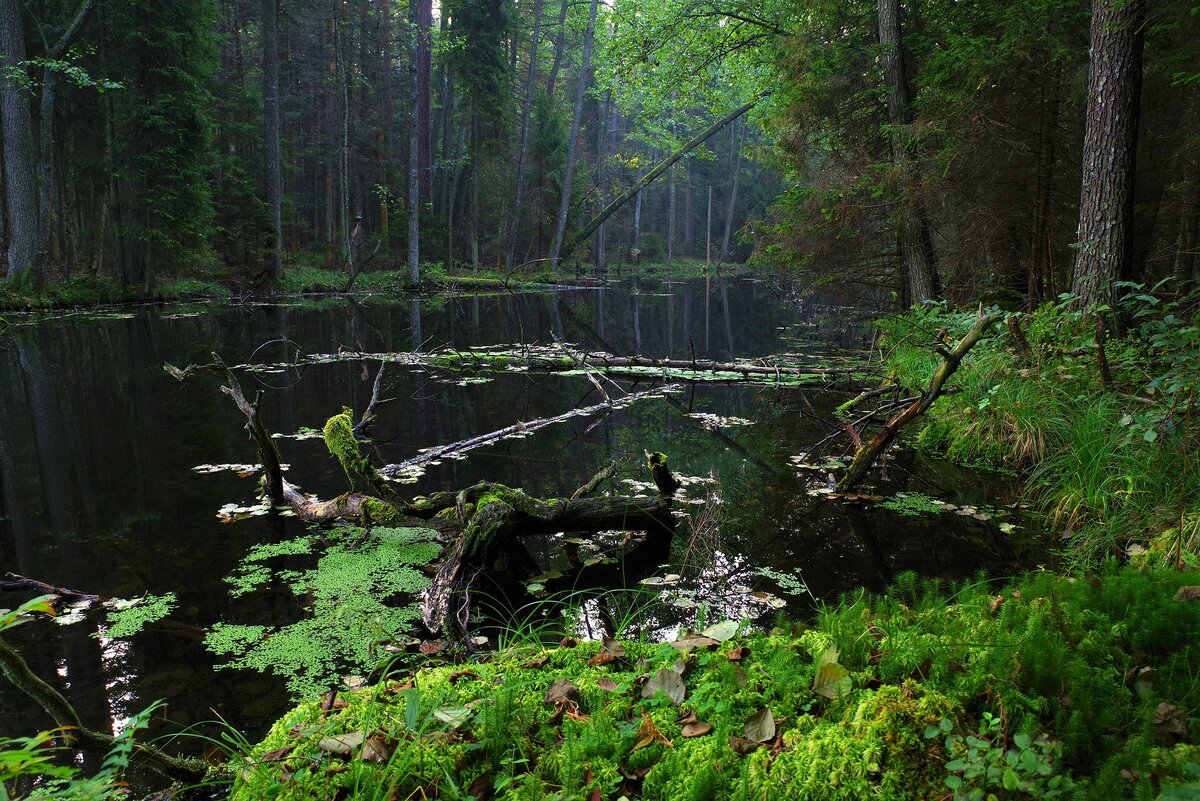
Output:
top-left (407, 0), bottom-right (421, 283)
top-left (720, 119), bottom-right (741, 259)
top-left (545, 0), bottom-right (570, 98)
top-left (417, 0), bottom-right (433, 202)
top-left (1071, 0), bottom-right (1146, 310)
top-left (262, 0), bottom-right (284, 279)
top-left (0, 0), bottom-right (38, 281)
top-left (564, 96), bottom-right (763, 260)
top-left (548, 0), bottom-right (599, 269)
top-left (505, 0), bottom-right (544, 271)
top-left (878, 0), bottom-right (938, 305)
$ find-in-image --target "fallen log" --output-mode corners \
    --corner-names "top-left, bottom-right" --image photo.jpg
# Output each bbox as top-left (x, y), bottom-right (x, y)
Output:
top-left (379, 384), bottom-right (678, 479)
top-left (167, 358), bottom-right (682, 635)
top-left (836, 312), bottom-right (1000, 491)
top-left (290, 346), bottom-right (864, 383)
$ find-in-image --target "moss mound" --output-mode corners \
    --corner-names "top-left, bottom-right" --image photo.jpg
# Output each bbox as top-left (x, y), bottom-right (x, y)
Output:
top-left (229, 566), bottom-right (1200, 800)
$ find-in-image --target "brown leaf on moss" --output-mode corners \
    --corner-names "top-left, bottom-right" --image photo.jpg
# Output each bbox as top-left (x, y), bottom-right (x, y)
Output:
top-left (728, 735), bottom-right (762, 755)
top-left (681, 721), bottom-right (713, 738)
top-left (1153, 703), bottom-right (1189, 741)
top-left (419, 640), bottom-right (444, 655)
top-left (989, 595), bottom-right (1005, 614)
top-left (385, 681), bottom-right (414, 694)
top-left (1173, 586), bottom-right (1200, 602)
top-left (632, 714), bottom-right (673, 751)
top-left (560, 637), bottom-right (578, 648)
top-left (361, 735), bottom-right (393, 763)
top-left (597, 678), bottom-right (620, 692)
top-left (727, 646), bottom-right (750, 662)
top-left (261, 746), bottom-right (295, 762)
top-left (522, 655), bottom-right (550, 669)
top-left (449, 670), bottom-right (479, 685)
top-left (544, 679), bottom-right (579, 706)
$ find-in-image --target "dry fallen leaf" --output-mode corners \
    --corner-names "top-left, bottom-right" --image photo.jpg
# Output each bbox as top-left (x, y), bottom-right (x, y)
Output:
top-left (681, 721), bottom-right (713, 738)
top-left (632, 714), bottom-right (673, 751)
top-left (544, 679), bottom-right (579, 706)
top-left (1173, 586), bottom-right (1200, 602)
top-left (597, 678), bottom-right (620, 692)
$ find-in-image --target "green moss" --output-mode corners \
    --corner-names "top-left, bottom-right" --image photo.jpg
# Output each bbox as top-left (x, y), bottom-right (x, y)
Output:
top-left (229, 566), bottom-right (1200, 800)
top-left (98, 592), bottom-right (177, 638)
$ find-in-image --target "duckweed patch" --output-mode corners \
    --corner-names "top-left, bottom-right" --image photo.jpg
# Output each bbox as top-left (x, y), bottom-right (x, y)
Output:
top-left (207, 526), bottom-right (441, 697)
top-left (230, 566), bottom-right (1200, 800)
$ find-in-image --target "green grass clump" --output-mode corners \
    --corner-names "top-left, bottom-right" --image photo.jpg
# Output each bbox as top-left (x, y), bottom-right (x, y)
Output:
top-left (226, 566), bottom-right (1199, 801)
top-left (874, 294), bottom-right (1200, 569)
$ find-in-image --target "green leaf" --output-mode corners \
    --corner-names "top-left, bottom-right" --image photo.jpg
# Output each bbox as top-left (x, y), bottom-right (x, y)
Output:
top-left (945, 775), bottom-right (964, 789)
top-left (1013, 733), bottom-right (1031, 750)
top-left (812, 660), bottom-right (851, 699)
top-left (701, 620), bottom-right (739, 642)
top-left (433, 705), bottom-right (472, 728)
top-left (945, 759), bottom-right (968, 772)
top-left (1002, 767), bottom-right (1020, 790)
top-left (744, 707), bottom-right (775, 742)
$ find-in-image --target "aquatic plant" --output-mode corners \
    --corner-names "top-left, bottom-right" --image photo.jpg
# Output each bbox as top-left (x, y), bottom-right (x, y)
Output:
top-left (206, 525), bottom-right (440, 697)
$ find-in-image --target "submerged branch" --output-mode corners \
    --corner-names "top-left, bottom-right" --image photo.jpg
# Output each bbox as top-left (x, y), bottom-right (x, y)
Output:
top-left (379, 384), bottom-right (678, 478)
top-left (0, 636), bottom-right (205, 783)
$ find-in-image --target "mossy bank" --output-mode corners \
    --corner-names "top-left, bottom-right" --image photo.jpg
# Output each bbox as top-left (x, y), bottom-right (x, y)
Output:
top-left (229, 567), bottom-right (1200, 800)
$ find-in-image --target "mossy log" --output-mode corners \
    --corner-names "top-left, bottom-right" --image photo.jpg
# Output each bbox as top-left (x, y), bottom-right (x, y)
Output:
top-left (167, 360), bottom-right (680, 635)
top-left (837, 312), bottom-right (1000, 491)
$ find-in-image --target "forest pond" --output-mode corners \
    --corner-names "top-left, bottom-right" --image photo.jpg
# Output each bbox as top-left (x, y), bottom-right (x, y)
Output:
top-left (0, 277), bottom-right (1044, 749)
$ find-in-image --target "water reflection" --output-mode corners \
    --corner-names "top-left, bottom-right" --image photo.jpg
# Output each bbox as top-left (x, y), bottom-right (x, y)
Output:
top-left (0, 279), bottom-right (1036, 756)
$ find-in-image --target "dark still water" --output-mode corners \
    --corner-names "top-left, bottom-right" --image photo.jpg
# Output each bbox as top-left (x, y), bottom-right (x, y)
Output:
top-left (0, 278), bottom-right (1042, 756)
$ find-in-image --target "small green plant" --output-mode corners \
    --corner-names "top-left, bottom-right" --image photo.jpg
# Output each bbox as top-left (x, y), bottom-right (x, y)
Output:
top-left (929, 712), bottom-right (1074, 799)
top-left (0, 704), bottom-right (161, 800)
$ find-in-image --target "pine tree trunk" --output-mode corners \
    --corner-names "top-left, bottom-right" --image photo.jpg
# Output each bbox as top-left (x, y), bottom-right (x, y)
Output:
top-left (416, 0), bottom-right (433, 202)
top-left (548, 0), bottom-right (599, 269)
top-left (262, 0), bottom-right (283, 279)
top-left (0, 0), bottom-right (39, 281)
top-left (1071, 0), bottom-right (1146, 310)
top-left (720, 119), bottom-right (741, 259)
top-left (505, 0), bottom-right (545, 272)
top-left (878, 0), bottom-right (938, 305)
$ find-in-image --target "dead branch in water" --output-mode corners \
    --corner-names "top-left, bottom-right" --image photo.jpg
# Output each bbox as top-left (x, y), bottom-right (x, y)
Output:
top-left (167, 357), bottom-right (681, 635)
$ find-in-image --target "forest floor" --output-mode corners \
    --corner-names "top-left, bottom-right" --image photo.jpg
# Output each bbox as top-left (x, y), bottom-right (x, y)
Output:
top-left (227, 566), bottom-right (1200, 801)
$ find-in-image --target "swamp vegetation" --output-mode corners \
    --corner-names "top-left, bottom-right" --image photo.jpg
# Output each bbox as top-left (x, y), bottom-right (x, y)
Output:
top-left (2, 0), bottom-right (1200, 796)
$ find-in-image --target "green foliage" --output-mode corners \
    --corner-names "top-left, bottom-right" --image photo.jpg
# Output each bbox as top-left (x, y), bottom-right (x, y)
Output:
top-left (874, 296), bottom-right (1200, 569)
top-left (207, 526), bottom-right (440, 698)
top-left (930, 712), bottom-right (1074, 799)
top-left (229, 567), bottom-right (1199, 801)
top-left (0, 704), bottom-right (160, 800)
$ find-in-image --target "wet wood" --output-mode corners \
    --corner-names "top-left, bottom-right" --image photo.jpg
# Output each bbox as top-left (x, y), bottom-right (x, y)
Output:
top-left (0, 572), bottom-right (99, 600)
top-left (837, 312), bottom-right (1000, 491)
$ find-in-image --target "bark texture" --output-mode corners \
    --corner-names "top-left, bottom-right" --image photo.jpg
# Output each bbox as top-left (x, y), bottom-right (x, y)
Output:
top-left (0, 0), bottom-right (38, 280)
top-left (262, 0), bottom-right (283, 279)
top-left (548, 0), bottom-right (599, 269)
top-left (878, 0), bottom-right (938, 305)
top-left (1071, 0), bottom-right (1146, 309)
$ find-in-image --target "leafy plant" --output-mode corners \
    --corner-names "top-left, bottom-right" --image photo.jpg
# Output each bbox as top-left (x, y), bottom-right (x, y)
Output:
top-left (927, 712), bottom-right (1074, 799)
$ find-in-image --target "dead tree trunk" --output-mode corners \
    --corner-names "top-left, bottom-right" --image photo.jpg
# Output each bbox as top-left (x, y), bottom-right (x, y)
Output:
top-left (837, 312), bottom-right (1000, 490)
